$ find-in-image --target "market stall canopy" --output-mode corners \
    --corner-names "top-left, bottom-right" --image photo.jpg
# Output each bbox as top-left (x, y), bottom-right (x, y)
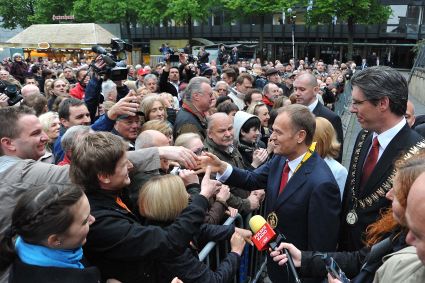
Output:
top-left (3, 23), bottom-right (118, 49)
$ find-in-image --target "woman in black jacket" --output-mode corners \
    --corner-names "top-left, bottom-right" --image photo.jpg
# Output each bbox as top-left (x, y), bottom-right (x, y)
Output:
top-left (270, 152), bottom-right (425, 283)
top-left (10, 53), bottom-right (28, 84)
top-left (139, 174), bottom-right (247, 283)
top-left (69, 131), bottom-right (227, 283)
top-left (0, 184), bottom-right (100, 283)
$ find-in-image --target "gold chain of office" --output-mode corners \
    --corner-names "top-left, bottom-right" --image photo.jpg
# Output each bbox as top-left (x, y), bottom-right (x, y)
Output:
top-left (348, 130), bottom-right (425, 209)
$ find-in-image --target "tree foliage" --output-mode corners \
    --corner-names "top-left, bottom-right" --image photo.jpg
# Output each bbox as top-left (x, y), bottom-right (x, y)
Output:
top-left (29, 0), bottom-right (75, 24)
top-left (300, 0), bottom-right (392, 59)
top-left (0, 0), bottom-right (36, 29)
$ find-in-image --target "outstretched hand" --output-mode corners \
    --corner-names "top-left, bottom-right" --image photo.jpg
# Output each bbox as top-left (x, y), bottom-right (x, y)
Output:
top-left (195, 152), bottom-right (227, 175)
top-left (200, 166), bottom-right (222, 199)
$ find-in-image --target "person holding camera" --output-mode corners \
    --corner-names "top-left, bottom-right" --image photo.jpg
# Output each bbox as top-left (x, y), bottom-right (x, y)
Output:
top-left (159, 53), bottom-right (195, 99)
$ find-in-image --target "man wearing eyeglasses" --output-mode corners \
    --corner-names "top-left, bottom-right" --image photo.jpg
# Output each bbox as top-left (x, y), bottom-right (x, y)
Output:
top-left (339, 66), bottom-right (424, 252)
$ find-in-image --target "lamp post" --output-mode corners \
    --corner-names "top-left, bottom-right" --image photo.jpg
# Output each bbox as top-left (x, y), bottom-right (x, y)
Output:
top-left (331, 15), bottom-right (337, 62)
top-left (306, 4), bottom-right (313, 60)
top-left (287, 8), bottom-right (296, 60)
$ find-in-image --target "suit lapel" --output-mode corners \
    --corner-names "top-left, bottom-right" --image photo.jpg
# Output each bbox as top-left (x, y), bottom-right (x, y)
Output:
top-left (356, 133), bottom-right (373, 191)
top-left (361, 125), bottom-right (409, 196)
top-left (272, 155), bottom-right (315, 211)
top-left (267, 157), bottom-right (287, 210)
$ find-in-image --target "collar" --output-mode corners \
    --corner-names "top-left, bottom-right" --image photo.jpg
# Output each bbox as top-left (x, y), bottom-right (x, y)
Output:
top-left (0, 155), bottom-right (21, 173)
top-left (372, 117), bottom-right (406, 158)
top-left (182, 101), bottom-right (207, 121)
top-left (287, 151), bottom-right (308, 179)
top-left (307, 98), bottom-right (319, 112)
top-left (205, 137), bottom-right (234, 155)
top-left (262, 96), bottom-right (273, 106)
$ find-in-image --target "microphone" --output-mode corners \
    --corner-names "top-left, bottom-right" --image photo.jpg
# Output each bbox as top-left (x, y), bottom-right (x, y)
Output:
top-left (249, 215), bottom-right (301, 283)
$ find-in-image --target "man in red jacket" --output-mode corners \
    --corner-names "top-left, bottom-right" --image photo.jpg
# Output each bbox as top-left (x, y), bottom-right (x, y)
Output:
top-left (70, 69), bottom-right (90, 100)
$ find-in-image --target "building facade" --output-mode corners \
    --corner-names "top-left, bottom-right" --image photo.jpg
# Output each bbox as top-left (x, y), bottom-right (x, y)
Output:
top-left (122, 0), bottom-right (425, 68)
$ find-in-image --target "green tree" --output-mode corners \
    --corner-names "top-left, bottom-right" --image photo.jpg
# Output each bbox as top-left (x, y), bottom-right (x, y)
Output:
top-left (0, 0), bottom-right (36, 29)
top-left (222, 0), bottom-right (291, 59)
top-left (29, 0), bottom-right (75, 24)
top-left (303, 0), bottom-right (392, 60)
top-left (72, 0), bottom-right (141, 43)
top-left (165, 0), bottom-right (209, 43)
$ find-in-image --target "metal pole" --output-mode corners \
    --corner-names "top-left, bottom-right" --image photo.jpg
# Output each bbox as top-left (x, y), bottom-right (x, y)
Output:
top-left (292, 21), bottom-right (295, 59)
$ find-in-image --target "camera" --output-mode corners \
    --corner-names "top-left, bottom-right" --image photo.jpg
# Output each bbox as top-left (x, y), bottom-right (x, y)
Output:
top-left (170, 166), bottom-right (182, 176)
top-left (0, 80), bottom-right (23, 106)
top-left (92, 38), bottom-right (133, 81)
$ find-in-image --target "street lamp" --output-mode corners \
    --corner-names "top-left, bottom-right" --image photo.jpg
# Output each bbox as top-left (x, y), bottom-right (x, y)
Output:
top-left (331, 15), bottom-right (337, 62)
top-left (306, 5), bottom-right (313, 60)
top-left (287, 8), bottom-right (296, 60)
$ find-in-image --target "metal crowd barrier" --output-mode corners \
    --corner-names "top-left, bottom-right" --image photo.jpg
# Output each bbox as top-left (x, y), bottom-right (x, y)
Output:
top-left (198, 201), bottom-right (269, 283)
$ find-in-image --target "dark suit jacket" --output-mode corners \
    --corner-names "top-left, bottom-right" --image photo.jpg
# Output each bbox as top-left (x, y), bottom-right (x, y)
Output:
top-left (339, 124), bottom-right (424, 251)
top-left (313, 102), bottom-right (344, 162)
top-left (225, 152), bottom-right (341, 283)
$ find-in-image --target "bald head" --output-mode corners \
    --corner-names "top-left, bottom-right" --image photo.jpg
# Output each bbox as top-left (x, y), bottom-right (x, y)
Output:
top-left (296, 73), bottom-right (318, 88)
top-left (21, 84), bottom-right (41, 98)
top-left (207, 112), bottom-right (234, 147)
top-left (406, 171), bottom-right (425, 265)
top-left (208, 112), bottom-right (231, 130)
top-left (135, 130), bottom-right (169, 149)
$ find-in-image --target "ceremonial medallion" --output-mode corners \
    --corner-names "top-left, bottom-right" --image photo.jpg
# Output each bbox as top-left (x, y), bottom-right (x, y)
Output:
top-left (346, 210), bottom-right (358, 225)
top-left (267, 212), bottom-right (278, 229)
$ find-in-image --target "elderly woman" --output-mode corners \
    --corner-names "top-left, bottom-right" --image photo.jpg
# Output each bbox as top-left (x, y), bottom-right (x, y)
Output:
top-left (143, 74), bottom-right (158, 93)
top-left (10, 53), bottom-right (28, 84)
top-left (313, 117), bottom-right (348, 199)
top-left (271, 152), bottom-right (425, 283)
top-left (38, 112), bottom-right (61, 152)
top-left (0, 184), bottom-right (98, 282)
top-left (138, 174), bottom-right (246, 283)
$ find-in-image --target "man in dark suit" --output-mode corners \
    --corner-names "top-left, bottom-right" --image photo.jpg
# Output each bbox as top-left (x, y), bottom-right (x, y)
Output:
top-left (294, 73), bottom-right (344, 162)
top-left (339, 66), bottom-right (425, 251)
top-left (205, 104), bottom-right (341, 283)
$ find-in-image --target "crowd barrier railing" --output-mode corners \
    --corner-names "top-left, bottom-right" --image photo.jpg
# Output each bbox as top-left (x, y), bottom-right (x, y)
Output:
top-left (198, 201), bottom-right (269, 283)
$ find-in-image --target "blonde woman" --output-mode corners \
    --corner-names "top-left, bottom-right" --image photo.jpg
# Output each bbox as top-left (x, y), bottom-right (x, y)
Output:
top-left (141, 120), bottom-right (174, 145)
top-left (314, 117), bottom-right (347, 199)
top-left (140, 95), bottom-right (167, 122)
top-left (38, 111), bottom-right (61, 152)
top-left (138, 174), bottom-right (248, 283)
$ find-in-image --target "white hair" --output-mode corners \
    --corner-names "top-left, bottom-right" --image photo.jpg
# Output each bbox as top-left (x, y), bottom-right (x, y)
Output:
top-left (101, 80), bottom-right (117, 101)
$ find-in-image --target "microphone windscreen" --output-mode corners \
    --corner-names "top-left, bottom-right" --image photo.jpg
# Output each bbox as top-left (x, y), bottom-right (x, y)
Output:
top-left (249, 215), bottom-right (267, 233)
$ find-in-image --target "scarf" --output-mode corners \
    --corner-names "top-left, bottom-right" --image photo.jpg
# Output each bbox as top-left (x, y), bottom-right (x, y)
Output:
top-left (15, 236), bottom-right (84, 269)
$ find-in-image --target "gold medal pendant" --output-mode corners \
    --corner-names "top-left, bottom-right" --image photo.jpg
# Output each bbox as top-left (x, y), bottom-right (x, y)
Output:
top-left (267, 212), bottom-right (278, 229)
top-left (346, 210), bottom-right (358, 225)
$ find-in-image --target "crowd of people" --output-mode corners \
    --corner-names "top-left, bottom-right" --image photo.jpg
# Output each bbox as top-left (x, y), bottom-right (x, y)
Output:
top-left (0, 45), bottom-right (425, 283)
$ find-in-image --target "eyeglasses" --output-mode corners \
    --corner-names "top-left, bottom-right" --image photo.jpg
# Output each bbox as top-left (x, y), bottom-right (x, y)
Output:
top-left (193, 147), bottom-right (207, 156)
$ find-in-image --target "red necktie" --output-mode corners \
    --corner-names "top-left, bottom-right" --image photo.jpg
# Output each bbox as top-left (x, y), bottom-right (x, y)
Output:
top-left (360, 137), bottom-right (380, 189)
top-left (279, 161), bottom-right (291, 195)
